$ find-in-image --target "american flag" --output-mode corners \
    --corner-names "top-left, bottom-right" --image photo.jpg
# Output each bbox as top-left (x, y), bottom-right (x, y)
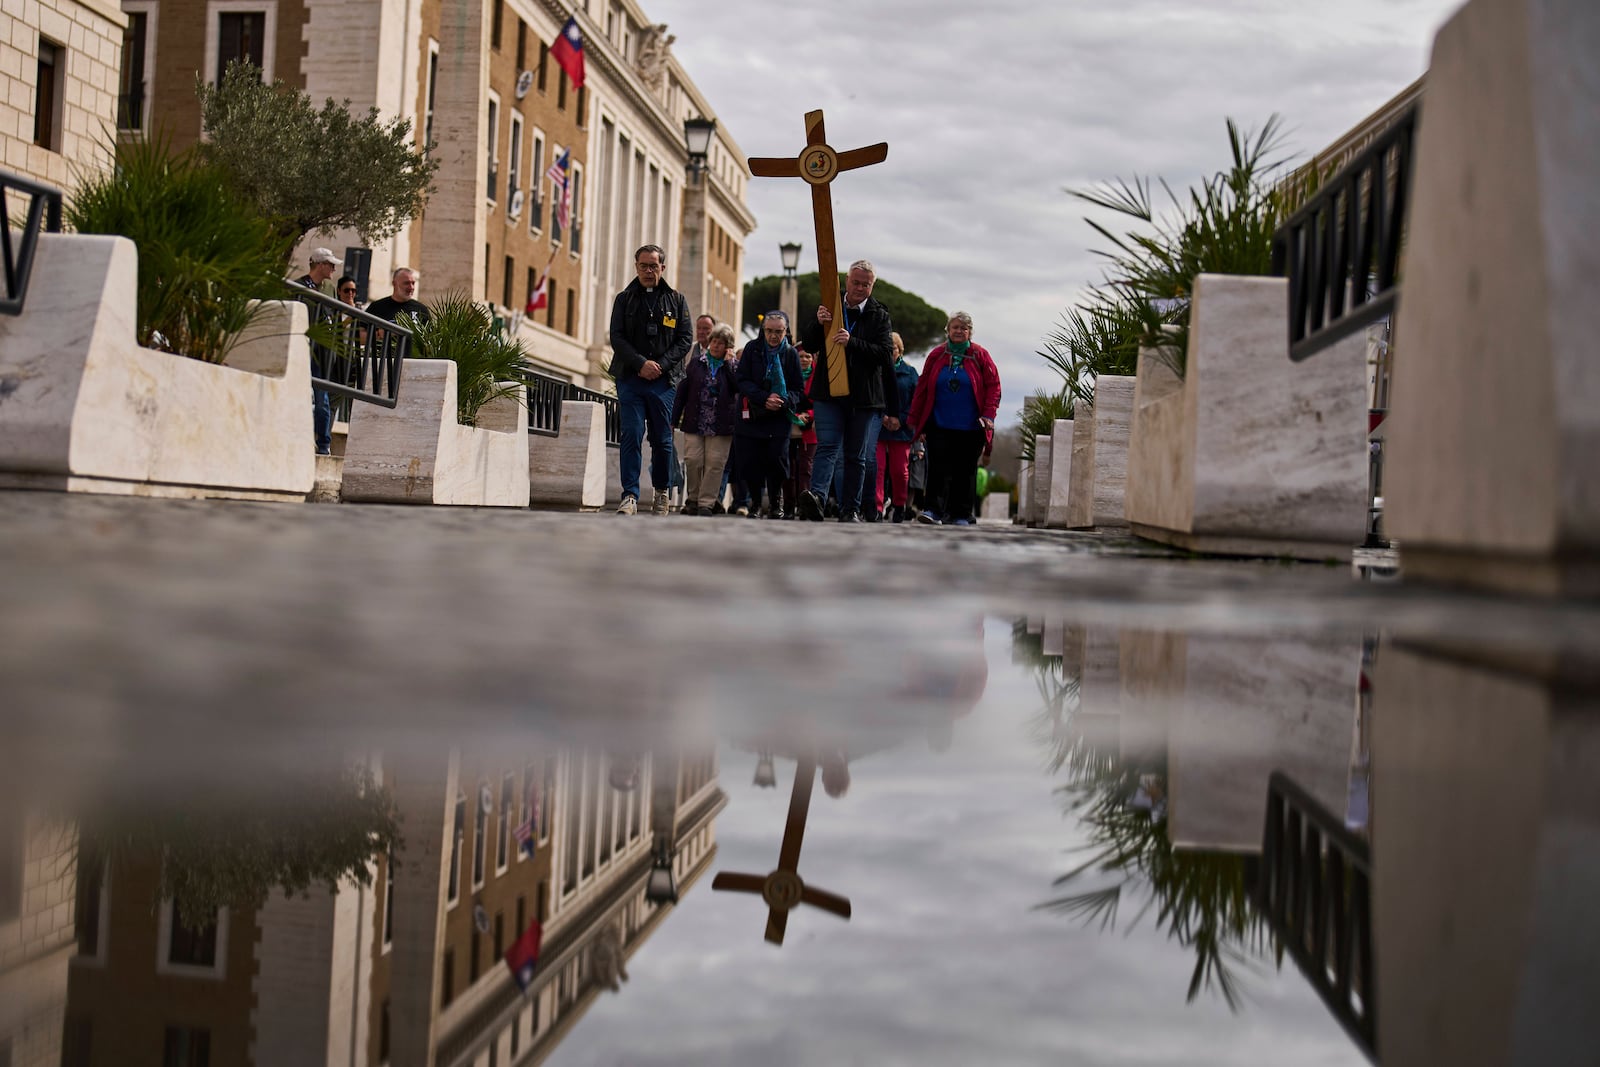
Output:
top-left (545, 149), bottom-right (571, 231)
top-left (512, 774), bottom-right (540, 858)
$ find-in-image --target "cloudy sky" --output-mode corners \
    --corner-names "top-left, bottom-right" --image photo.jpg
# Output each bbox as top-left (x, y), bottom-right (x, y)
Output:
top-left (648, 0), bottom-right (1462, 424)
top-left (548, 620), bottom-right (1367, 1066)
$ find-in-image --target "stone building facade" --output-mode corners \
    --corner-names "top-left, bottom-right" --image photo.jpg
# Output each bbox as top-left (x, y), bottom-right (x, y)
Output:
top-left (0, 0), bottom-right (124, 187)
top-left (0, 814), bottom-right (78, 1067)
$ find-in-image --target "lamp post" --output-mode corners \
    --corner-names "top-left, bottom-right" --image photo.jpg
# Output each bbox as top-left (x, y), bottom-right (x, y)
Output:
top-left (644, 834), bottom-right (679, 904)
top-left (677, 117), bottom-right (717, 319)
top-left (753, 751), bottom-right (777, 789)
top-left (778, 241), bottom-right (802, 341)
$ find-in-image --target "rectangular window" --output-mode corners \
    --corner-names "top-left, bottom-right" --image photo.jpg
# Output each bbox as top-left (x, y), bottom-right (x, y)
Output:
top-left (162, 1027), bottom-right (211, 1067)
top-left (490, 0), bottom-right (503, 50)
top-left (565, 288), bottom-right (576, 337)
top-left (493, 911), bottom-right (504, 961)
top-left (215, 12), bottom-right (264, 84)
top-left (167, 901), bottom-right (218, 967)
top-left (557, 70), bottom-right (567, 111)
top-left (473, 785), bottom-right (488, 888)
top-left (576, 86), bottom-right (587, 128)
top-left (507, 114), bottom-right (522, 210)
top-left (546, 284), bottom-right (556, 328)
top-left (378, 1000), bottom-right (390, 1063)
top-left (526, 266), bottom-right (536, 310)
top-left (423, 42), bottom-right (439, 150)
top-left (511, 1013), bottom-right (520, 1057)
top-left (569, 161), bottom-right (584, 256)
top-left (549, 144), bottom-right (565, 246)
top-left (597, 765), bottom-right (612, 865)
top-left (537, 42), bottom-right (548, 93)
top-left (447, 794), bottom-right (464, 905)
top-left (541, 756), bottom-right (556, 842)
top-left (486, 96), bottom-right (500, 203)
top-left (515, 895), bottom-right (525, 939)
top-left (469, 928), bottom-right (480, 983)
top-left (502, 256), bottom-right (514, 313)
top-left (117, 12), bottom-right (148, 131)
top-left (75, 853), bottom-right (104, 958)
top-left (33, 39), bottom-right (62, 150)
top-left (382, 850), bottom-right (394, 947)
top-left (529, 134), bottom-right (545, 233)
top-left (516, 20), bottom-right (527, 69)
top-left (537, 880), bottom-right (548, 923)
top-left (441, 948), bottom-right (455, 1007)
top-left (498, 772), bottom-right (514, 869)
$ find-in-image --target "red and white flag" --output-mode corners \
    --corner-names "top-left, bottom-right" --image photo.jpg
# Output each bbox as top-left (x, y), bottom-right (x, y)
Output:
top-left (525, 271), bottom-right (548, 315)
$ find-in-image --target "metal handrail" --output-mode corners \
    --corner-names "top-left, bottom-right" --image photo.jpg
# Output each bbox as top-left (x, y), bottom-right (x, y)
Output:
top-left (521, 370), bottom-right (567, 437)
top-left (284, 283), bottom-right (410, 409)
top-left (1272, 103), bottom-right (1417, 363)
top-left (1, 168), bottom-right (64, 316)
top-left (1254, 771), bottom-right (1376, 1061)
top-left (564, 384), bottom-right (620, 447)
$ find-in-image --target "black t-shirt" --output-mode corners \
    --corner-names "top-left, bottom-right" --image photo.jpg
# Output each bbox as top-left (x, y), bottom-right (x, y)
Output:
top-left (366, 297), bottom-right (431, 325)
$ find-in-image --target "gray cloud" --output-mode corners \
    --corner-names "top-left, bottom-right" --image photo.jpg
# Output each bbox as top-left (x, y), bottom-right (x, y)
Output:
top-left (650, 0), bottom-right (1460, 422)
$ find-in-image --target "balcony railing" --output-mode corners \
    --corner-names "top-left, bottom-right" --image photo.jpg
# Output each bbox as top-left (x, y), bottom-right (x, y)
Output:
top-left (1, 167), bottom-right (63, 316)
top-left (284, 283), bottom-right (410, 411)
top-left (1271, 103), bottom-right (1417, 363)
top-left (1253, 771), bottom-right (1376, 1061)
top-left (521, 370), bottom-right (567, 438)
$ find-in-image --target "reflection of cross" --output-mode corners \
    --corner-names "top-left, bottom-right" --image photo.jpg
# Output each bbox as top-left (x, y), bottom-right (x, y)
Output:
top-left (712, 754), bottom-right (852, 945)
top-left (747, 110), bottom-right (888, 399)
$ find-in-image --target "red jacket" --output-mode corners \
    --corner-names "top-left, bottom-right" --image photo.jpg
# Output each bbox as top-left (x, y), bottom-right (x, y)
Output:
top-left (909, 343), bottom-right (1001, 447)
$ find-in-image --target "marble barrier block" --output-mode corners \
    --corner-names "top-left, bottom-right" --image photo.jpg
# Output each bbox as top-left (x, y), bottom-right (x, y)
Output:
top-left (1373, 641), bottom-right (1600, 1065)
top-left (1065, 379), bottom-right (1134, 529)
top-left (1124, 275), bottom-right (1368, 561)
top-left (528, 401), bottom-right (606, 509)
top-left (1384, 0), bottom-right (1600, 596)
top-left (0, 234), bottom-right (316, 501)
top-left (1028, 438), bottom-right (1052, 526)
top-left (343, 360), bottom-right (530, 507)
top-left (1016, 461), bottom-right (1033, 524)
top-left (979, 492), bottom-right (1011, 523)
top-left (1044, 418), bottom-right (1074, 528)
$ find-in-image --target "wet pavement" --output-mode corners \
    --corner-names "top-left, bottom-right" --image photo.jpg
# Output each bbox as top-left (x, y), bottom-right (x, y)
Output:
top-left (1, 491), bottom-right (1597, 1066)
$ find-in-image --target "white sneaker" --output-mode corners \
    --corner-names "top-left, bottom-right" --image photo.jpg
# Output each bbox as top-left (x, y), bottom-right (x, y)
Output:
top-left (652, 490), bottom-right (671, 516)
top-left (616, 494), bottom-right (637, 515)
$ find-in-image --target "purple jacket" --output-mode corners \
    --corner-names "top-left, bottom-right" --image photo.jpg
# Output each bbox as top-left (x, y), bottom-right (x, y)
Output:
top-left (671, 352), bottom-right (740, 435)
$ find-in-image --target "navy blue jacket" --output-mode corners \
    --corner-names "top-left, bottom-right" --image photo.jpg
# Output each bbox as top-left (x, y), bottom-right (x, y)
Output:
top-left (881, 360), bottom-right (919, 441)
top-left (734, 339), bottom-right (807, 439)
top-left (607, 278), bottom-right (693, 381)
top-left (671, 352), bottom-right (740, 435)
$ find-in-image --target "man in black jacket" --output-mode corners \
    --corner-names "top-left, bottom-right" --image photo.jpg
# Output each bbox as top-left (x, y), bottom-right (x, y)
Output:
top-left (797, 259), bottom-right (898, 522)
top-left (609, 244), bottom-right (694, 515)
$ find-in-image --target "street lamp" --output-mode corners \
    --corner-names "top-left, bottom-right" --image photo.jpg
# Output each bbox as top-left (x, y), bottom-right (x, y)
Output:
top-left (683, 116), bottom-right (717, 175)
top-left (779, 241), bottom-right (802, 277)
top-left (644, 836), bottom-right (679, 904)
top-left (753, 751), bottom-right (777, 788)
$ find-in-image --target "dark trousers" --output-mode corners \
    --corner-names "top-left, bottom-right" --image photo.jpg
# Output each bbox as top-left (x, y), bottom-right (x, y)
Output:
top-left (736, 434), bottom-right (789, 513)
top-left (925, 424), bottom-right (987, 521)
top-left (784, 438), bottom-right (816, 515)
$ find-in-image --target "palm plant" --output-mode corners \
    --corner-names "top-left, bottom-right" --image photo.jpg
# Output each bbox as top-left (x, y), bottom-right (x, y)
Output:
top-left (1064, 116), bottom-right (1291, 378)
top-left (1018, 388), bottom-right (1076, 463)
top-left (66, 135), bottom-right (291, 363)
top-left (403, 292), bottom-right (534, 426)
top-left (1035, 758), bottom-right (1276, 1011)
top-left (1035, 295), bottom-right (1172, 409)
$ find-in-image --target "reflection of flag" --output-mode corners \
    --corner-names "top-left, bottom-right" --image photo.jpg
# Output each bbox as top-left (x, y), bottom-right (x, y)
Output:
top-left (524, 272), bottom-right (548, 315)
top-left (550, 16), bottom-right (585, 89)
top-left (504, 920), bottom-right (543, 992)
top-left (512, 775), bottom-right (539, 856)
top-left (545, 149), bottom-right (571, 231)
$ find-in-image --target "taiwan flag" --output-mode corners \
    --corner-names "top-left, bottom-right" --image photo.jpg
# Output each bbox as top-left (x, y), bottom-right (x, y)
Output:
top-left (504, 920), bottom-right (543, 992)
top-left (550, 16), bottom-right (585, 90)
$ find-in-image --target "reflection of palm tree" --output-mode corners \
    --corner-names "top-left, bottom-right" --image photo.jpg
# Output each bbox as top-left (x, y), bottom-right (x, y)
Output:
top-left (1035, 756), bottom-right (1274, 1011)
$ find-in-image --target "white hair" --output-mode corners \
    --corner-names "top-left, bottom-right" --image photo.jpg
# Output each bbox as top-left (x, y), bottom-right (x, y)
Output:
top-left (848, 260), bottom-right (876, 278)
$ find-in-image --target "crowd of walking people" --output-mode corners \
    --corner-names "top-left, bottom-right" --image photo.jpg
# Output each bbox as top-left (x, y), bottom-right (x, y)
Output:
top-left (610, 245), bottom-right (1003, 525)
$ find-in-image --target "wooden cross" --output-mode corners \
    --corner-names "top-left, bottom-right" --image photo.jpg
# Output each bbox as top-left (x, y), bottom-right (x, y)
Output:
top-left (748, 110), bottom-right (888, 399)
top-left (712, 753), bottom-right (852, 945)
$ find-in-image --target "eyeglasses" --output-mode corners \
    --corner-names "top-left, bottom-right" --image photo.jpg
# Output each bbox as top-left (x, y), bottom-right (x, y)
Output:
top-left (339, 287), bottom-right (357, 294)
top-left (636, 262), bottom-right (662, 271)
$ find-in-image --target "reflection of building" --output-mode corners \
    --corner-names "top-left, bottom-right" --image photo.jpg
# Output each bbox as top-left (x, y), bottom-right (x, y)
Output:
top-left (0, 811), bottom-right (79, 1066)
top-left (60, 746), bottom-right (723, 1066)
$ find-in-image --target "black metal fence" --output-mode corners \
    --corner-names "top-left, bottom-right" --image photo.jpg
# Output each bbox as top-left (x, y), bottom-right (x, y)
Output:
top-left (284, 284), bottom-right (410, 411)
top-left (1, 167), bottom-right (64, 317)
top-left (521, 370), bottom-right (567, 437)
top-left (564, 383), bottom-right (620, 446)
top-left (1254, 771), bottom-right (1376, 1061)
top-left (1272, 104), bottom-right (1417, 363)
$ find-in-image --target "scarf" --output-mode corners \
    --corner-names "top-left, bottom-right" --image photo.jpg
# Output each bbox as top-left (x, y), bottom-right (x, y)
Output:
top-left (764, 342), bottom-right (788, 402)
top-left (706, 352), bottom-right (725, 377)
top-left (946, 339), bottom-right (971, 371)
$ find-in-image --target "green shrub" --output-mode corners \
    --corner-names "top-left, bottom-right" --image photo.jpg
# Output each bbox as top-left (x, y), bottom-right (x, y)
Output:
top-left (403, 292), bottom-right (533, 426)
top-left (67, 136), bottom-right (291, 364)
top-left (1018, 388), bottom-right (1076, 463)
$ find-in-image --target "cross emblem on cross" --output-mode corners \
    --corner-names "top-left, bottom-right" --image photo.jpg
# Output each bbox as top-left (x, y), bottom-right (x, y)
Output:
top-left (747, 110), bottom-right (888, 399)
top-left (712, 753), bottom-right (852, 945)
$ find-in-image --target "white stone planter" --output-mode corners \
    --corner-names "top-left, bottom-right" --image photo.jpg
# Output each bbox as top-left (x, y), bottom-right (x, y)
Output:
top-left (1124, 274), bottom-right (1368, 560)
top-left (1028, 437), bottom-right (1052, 527)
top-left (1384, 0), bottom-right (1600, 596)
top-left (1043, 418), bottom-right (1074, 528)
top-left (1065, 377), bottom-right (1134, 529)
top-left (342, 360), bottom-right (529, 506)
top-left (978, 491), bottom-right (1010, 523)
top-left (1016, 461), bottom-right (1033, 524)
top-left (529, 400), bottom-right (607, 509)
top-left (0, 234), bottom-right (316, 501)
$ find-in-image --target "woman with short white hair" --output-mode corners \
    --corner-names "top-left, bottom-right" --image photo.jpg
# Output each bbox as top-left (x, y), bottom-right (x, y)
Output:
top-left (670, 321), bottom-right (741, 515)
top-left (907, 311), bottom-right (1001, 526)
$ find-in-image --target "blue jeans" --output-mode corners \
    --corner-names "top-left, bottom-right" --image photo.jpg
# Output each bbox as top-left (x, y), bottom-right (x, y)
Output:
top-left (809, 399), bottom-right (847, 499)
top-left (839, 407), bottom-right (882, 515)
top-left (313, 388), bottom-right (332, 455)
top-left (617, 374), bottom-right (674, 500)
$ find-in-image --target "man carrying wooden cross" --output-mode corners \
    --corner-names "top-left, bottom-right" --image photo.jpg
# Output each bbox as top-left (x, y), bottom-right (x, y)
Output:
top-left (796, 260), bottom-right (898, 522)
